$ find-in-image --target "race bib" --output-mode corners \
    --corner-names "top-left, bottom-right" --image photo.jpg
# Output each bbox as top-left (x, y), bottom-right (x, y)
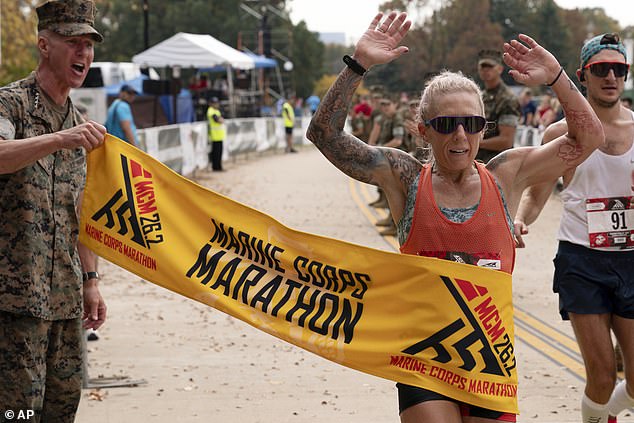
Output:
top-left (586, 196), bottom-right (634, 249)
top-left (417, 251), bottom-right (502, 270)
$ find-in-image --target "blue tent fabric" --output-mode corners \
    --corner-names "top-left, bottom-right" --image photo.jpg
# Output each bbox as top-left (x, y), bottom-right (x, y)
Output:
top-left (243, 52), bottom-right (277, 69)
top-left (159, 89), bottom-right (195, 124)
top-left (199, 52), bottom-right (277, 73)
top-left (105, 74), bottom-right (148, 96)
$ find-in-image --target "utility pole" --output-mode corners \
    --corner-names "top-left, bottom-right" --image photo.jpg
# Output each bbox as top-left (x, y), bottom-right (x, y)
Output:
top-left (142, 0), bottom-right (149, 50)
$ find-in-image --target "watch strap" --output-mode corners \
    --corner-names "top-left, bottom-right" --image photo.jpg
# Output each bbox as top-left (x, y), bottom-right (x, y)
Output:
top-left (83, 271), bottom-right (100, 282)
top-left (343, 55), bottom-right (367, 76)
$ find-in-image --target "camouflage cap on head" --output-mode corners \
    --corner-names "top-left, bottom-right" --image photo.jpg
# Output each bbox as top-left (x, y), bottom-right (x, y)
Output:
top-left (37, 0), bottom-right (103, 43)
top-left (478, 49), bottom-right (503, 66)
top-left (580, 33), bottom-right (627, 69)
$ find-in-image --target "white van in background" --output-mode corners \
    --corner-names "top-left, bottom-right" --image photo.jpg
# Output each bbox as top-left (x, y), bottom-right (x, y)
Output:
top-left (91, 62), bottom-right (160, 86)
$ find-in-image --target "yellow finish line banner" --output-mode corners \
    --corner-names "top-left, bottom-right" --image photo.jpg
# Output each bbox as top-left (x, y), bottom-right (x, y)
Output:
top-left (80, 135), bottom-right (518, 413)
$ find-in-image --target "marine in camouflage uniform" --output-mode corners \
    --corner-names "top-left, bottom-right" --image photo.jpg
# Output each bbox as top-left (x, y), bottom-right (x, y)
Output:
top-left (373, 95), bottom-right (405, 236)
top-left (0, 1), bottom-right (106, 422)
top-left (375, 96), bottom-right (405, 149)
top-left (476, 49), bottom-right (521, 163)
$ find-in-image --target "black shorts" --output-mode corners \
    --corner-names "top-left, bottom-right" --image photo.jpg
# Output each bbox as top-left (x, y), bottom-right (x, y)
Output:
top-left (553, 241), bottom-right (634, 320)
top-left (285, 126), bottom-right (293, 135)
top-left (396, 383), bottom-right (516, 421)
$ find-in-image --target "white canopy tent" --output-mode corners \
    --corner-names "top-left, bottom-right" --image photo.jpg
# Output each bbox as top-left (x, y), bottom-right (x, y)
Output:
top-left (132, 32), bottom-right (256, 117)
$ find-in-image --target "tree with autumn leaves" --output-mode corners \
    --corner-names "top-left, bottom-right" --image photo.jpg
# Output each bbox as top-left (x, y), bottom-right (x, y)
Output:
top-left (0, 1), bottom-right (37, 86)
top-left (1, 0), bottom-right (630, 98)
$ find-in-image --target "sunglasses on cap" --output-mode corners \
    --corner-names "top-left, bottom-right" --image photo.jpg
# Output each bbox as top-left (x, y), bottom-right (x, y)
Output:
top-left (583, 61), bottom-right (630, 78)
top-left (424, 116), bottom-right (487, 134)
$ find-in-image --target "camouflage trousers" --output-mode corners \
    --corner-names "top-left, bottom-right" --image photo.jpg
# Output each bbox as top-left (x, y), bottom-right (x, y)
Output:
top-left (0, 311), bottom-right (82, 423)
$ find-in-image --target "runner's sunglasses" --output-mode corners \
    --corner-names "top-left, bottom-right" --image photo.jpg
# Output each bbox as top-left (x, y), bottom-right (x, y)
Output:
top-left (424, 116), bottom-right (487, 134)
top-left (583, 61), bottom-right (630, 78)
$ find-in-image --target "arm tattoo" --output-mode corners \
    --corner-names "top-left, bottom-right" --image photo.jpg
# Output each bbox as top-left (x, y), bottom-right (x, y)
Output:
top-left (384, 149), bottom-right (422, 188)
top-left (306, 67), bottom-right (387, 184)
top-left (562, 107), bottom-right (600, 134)
top-left (556, 138), bottom-right (584, 164)
top-left (486, 150), bottom-right (509, 172)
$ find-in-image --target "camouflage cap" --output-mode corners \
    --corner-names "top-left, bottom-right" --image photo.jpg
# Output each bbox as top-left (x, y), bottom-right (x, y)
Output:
top-left (37, 0), bottom-right (103, 43)
top-left (478, 49), bottom-right (503, 66)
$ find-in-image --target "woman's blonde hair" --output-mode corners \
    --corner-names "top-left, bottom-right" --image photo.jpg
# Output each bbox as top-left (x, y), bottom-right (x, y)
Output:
top-left (415, 70), bottom-right (484, 124)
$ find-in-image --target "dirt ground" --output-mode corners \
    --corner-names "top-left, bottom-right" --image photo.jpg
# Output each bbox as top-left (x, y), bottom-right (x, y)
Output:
top-left (75, 146), bottom-right (634, 423)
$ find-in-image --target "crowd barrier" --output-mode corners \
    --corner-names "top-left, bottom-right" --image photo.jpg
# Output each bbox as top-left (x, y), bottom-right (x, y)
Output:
top-left (513, 125), bottom-right (543, 148)
top-left (136, 116), bottom-right (312, 175)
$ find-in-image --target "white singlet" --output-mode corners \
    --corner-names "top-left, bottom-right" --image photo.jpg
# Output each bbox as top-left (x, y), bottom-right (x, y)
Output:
top-left (557, 113), bottom-right (634, 251)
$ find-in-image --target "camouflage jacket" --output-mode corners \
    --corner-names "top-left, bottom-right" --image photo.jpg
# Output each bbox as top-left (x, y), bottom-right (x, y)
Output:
top-left (482, 81), bottom-right (520, 140)
top-left (478, 81), bottom-right (521, 163)
top-left (377, 111), bottom-right (405, 149)
top-left (0, 72), bottom-right (86, 320)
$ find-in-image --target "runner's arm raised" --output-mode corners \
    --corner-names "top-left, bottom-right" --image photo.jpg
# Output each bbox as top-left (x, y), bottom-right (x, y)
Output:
top-left (306, 12), bottom-right (415, 187)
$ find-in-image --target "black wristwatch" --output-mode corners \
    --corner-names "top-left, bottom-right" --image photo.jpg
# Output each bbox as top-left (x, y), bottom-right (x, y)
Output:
top-left (83, 271), bottom-right (100, 282)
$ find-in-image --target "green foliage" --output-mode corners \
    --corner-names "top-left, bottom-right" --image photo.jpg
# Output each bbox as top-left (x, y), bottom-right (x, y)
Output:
top-left (93, 0), bottom-right (243, 60)
top-left (0, 1), bottom-right (38, 86)
top-left (291, 21), bottom-right (324, 98)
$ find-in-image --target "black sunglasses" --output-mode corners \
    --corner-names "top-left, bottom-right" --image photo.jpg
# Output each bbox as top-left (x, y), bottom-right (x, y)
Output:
top-left (425, 116), bottom-right (487, 134)
top-left (584, 61), bottom-right (630, 78)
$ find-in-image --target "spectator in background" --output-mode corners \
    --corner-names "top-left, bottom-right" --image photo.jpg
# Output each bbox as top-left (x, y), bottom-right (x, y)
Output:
top-left (105, 84), bottom-right (138, 146)
top-left (282, 96), bottom-right (297, 153)
top-left (306, 94), bottom-right (320, 115)
top-left (352, 94), bottom-right (373, 143)
top-left (519, 88), bottom-right (537, 127)
top-left (534, 91), bottom-right (553, 130)
top-left (536, 95), bottom-right (563, 131)
top-left (367, 92), bottom-right (388, 208)
top-left (621, 96), bottom-right (632, 109)
top-left (372, 94), bottom-right (405, 237)
top-left (476, 49), bottom-right (521, 163)
top-left (207, 97), bottom-right (225, 171)
top-left (353, 94), bottom-right (373, 118)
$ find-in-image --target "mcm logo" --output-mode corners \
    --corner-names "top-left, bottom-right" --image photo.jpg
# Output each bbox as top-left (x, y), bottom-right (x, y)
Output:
top-left (91, 154), bottom-right (164, 249)
top-left (402, 276), bottom-right (515, 377)
top-left (612, 199), bottom-right (625, 210)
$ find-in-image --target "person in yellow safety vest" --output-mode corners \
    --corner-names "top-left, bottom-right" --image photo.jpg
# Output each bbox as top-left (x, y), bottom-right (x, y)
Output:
top-left (282, 97), bottom-right (297, 153)
top-left (207, 97), bottom-right (225, 171)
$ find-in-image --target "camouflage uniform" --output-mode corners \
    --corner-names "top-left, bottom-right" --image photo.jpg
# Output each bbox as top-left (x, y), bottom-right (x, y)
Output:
top-left (476, 81), bottom-right (520, 163)
top-left (0, 1), bottom-right (103, 421)
top-left (376, 111), bottom-right (405, 149)
top-left (0, 72), bottom-right (86, 423)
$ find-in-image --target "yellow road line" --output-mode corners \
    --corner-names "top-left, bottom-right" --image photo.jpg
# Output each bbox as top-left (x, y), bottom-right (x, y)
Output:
top-left (514, 325), bottom-right (586, 380)
top-left (348, 178), bottom-right (386, 226)
top-left (515, 308), bottom-right (580, 354)
top-left (348, 179), bottom-right (400, 250)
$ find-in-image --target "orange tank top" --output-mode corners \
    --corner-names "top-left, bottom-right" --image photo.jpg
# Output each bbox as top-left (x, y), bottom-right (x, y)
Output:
top-left (400, 162), bottom-right (515, 274)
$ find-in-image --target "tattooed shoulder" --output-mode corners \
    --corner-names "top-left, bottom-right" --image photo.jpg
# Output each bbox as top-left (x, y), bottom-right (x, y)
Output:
top-left (384, 148), bottom-right (423, 186)
top-left (486, 150), bottom-right (510, 171)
